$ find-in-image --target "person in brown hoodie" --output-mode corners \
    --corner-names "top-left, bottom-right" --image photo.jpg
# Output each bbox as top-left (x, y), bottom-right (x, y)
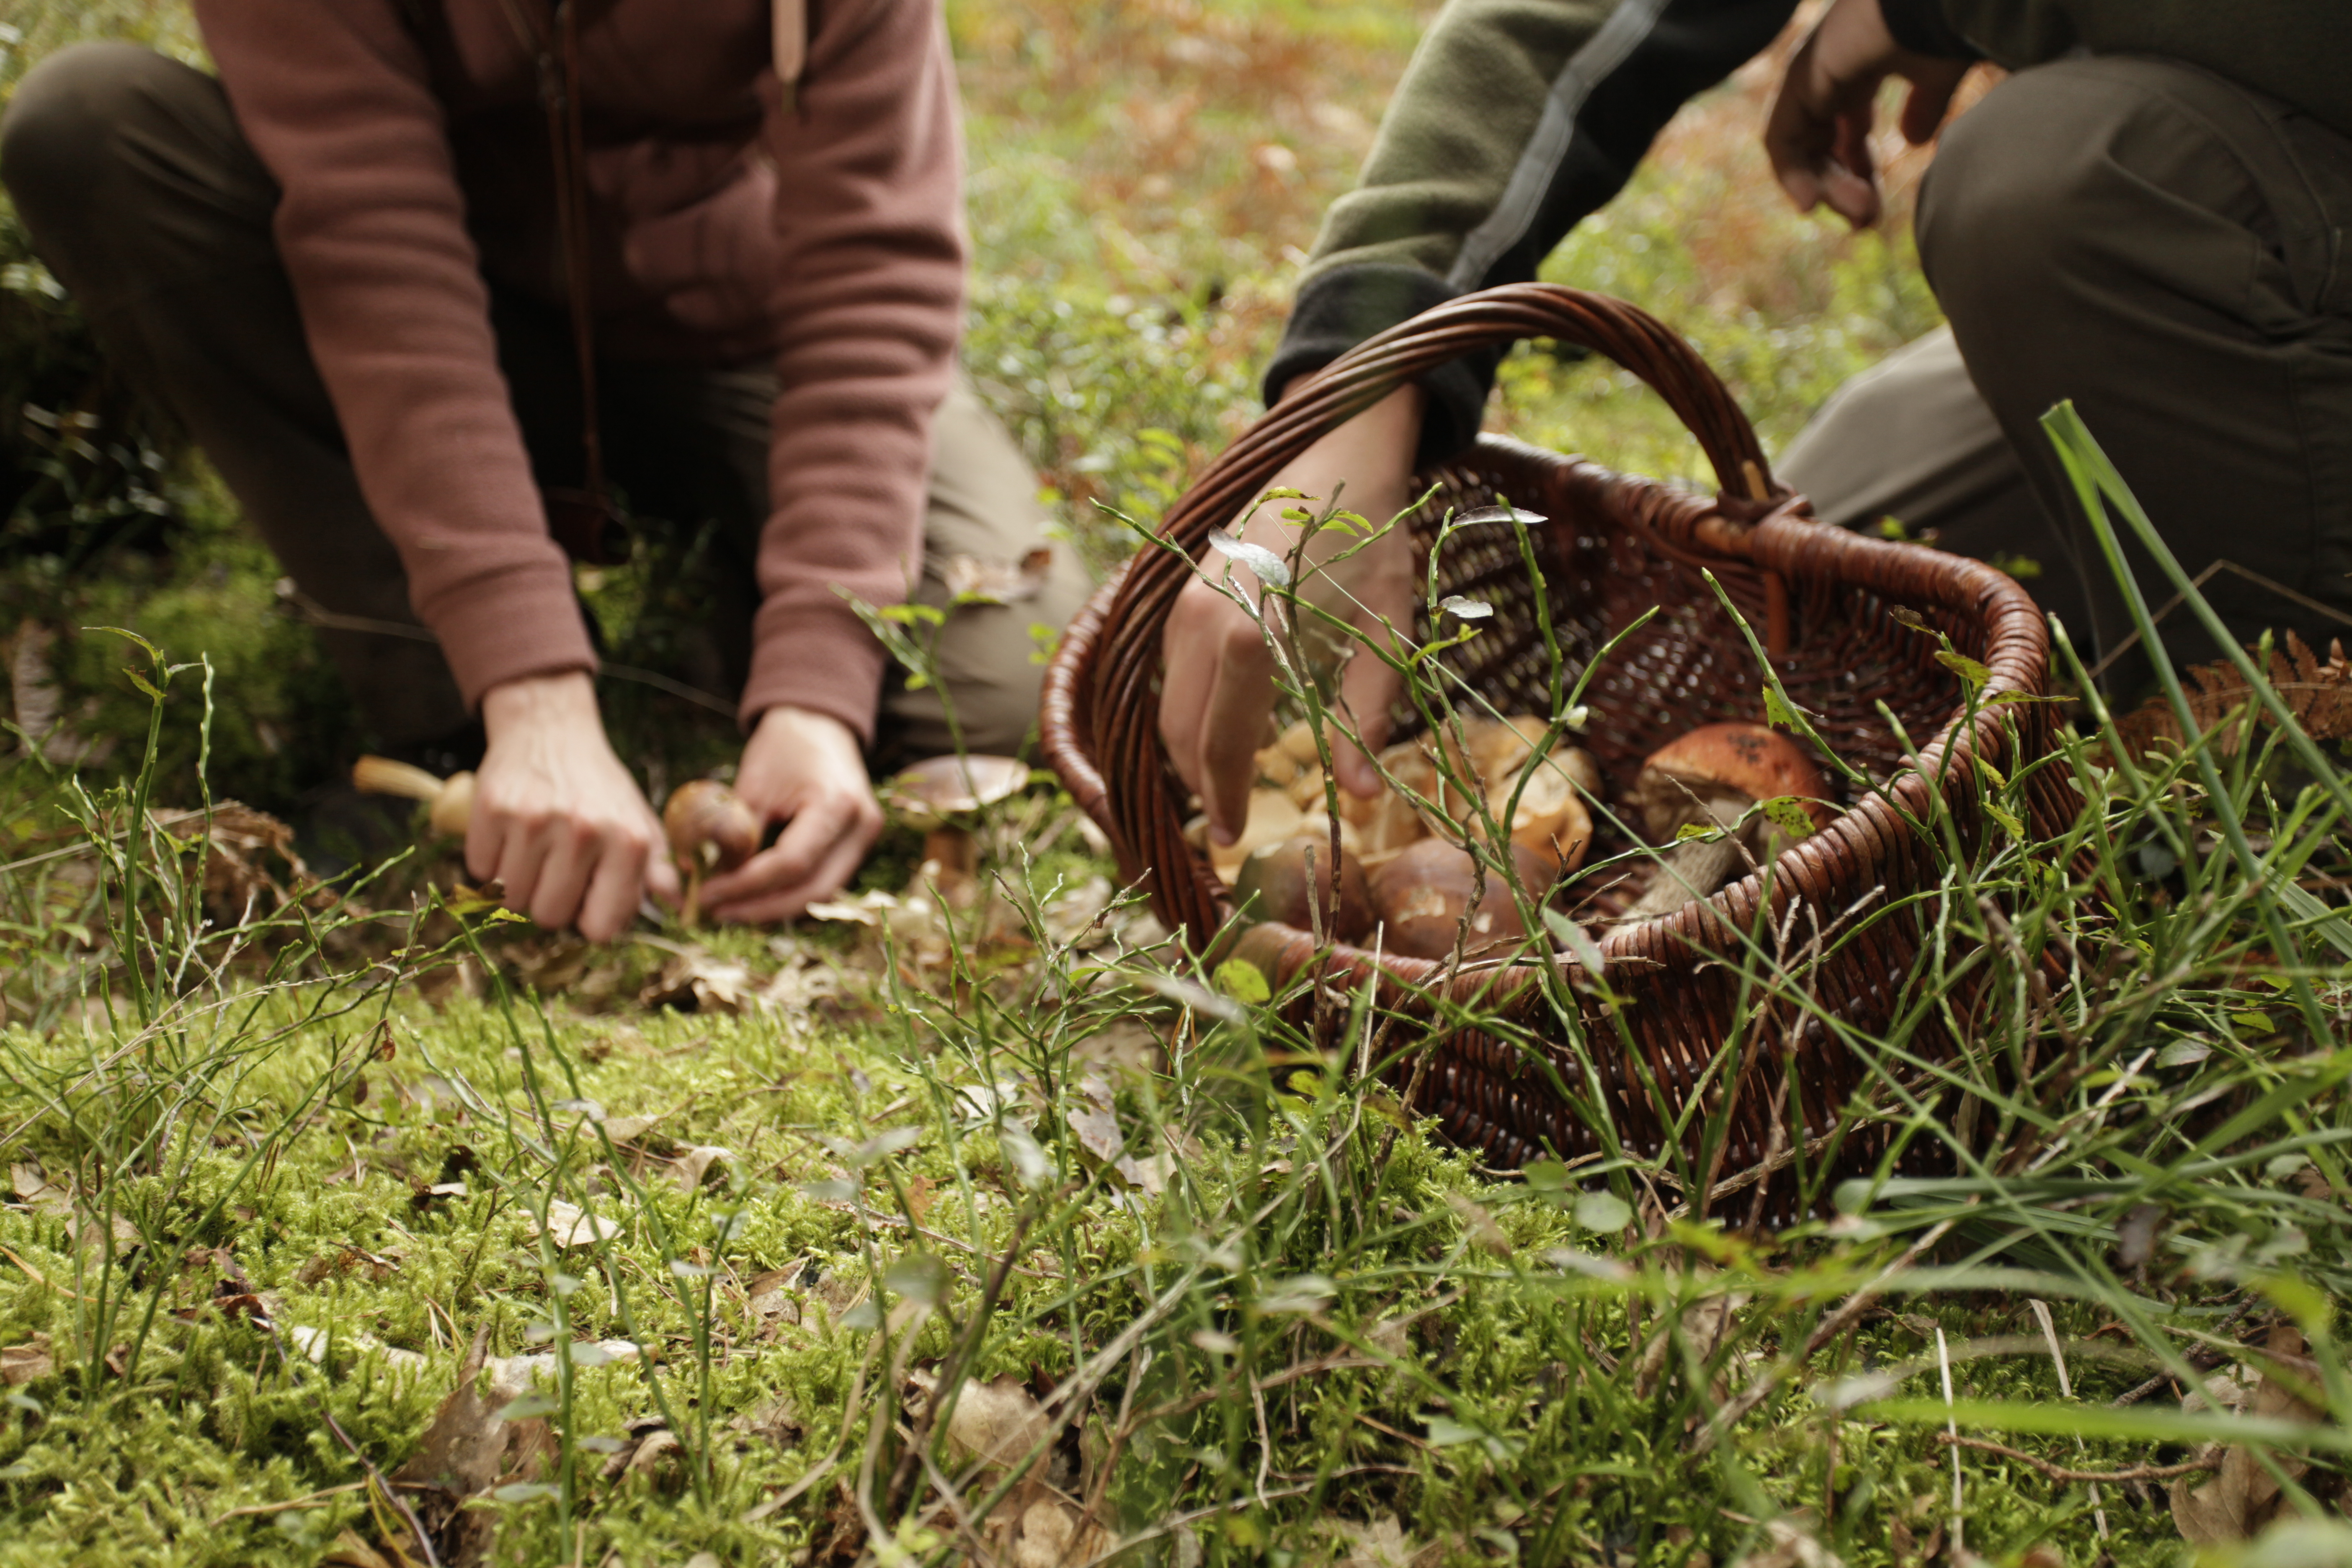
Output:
top-left (0, 0), bottom-right (1090, 938)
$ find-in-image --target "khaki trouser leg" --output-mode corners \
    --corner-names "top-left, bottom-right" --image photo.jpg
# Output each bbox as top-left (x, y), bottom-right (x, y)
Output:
top-left (5, 44), bottom-right (1094, 772)
top-left (881, 380), bottom-right (1096, 765)
top-left (0, 42), bottom-right (475, 752)
top-left (1776, 326), bottom-right (2095, 647)
top-left (598, 360), bottom-right (1093, 768)
top-left (1782, 59), bottom-right (2352, 699)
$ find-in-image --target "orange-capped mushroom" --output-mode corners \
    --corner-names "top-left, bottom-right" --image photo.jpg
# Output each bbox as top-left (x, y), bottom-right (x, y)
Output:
top-left (1622, 723), bottom-right (1831, 921)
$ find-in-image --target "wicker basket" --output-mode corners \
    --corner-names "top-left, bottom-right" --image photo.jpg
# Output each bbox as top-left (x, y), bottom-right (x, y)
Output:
top-left (1041, 284), bottom-right (2079, 1222)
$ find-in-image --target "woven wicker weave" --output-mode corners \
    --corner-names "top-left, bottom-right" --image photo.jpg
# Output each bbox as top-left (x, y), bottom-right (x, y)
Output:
top-left (1041, 284), bottom-right (2078, 1222)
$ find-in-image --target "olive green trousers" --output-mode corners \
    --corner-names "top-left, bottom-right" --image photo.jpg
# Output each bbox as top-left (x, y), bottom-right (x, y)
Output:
top-left (1780, 56), bottom-right (2352, 698)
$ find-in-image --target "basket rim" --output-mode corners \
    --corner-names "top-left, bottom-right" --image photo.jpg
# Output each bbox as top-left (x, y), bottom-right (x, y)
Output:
top-left (1041, 436), bottom-right (2050, 980)
top-left (1037, 282), bottom-right (2054, 987)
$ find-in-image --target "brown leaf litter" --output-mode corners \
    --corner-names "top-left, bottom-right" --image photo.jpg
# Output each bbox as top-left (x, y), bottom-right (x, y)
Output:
top-left (905, 1369), bottom-right (1110, 1567)
top-left (2113, 631), bottom-right (2352, 759)
top-left (390, 1328), bottom-right (560, 1567)
top-left (2170, 1323), bottom-right (2325, 1546)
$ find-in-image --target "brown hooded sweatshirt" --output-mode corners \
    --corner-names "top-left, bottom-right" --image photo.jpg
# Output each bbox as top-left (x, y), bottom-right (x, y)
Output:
top-left (189, 0), bottom-right (966, 740)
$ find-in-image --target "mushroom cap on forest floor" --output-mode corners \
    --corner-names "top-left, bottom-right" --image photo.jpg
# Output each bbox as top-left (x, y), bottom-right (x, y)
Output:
top-left (886, 754), bottom-right (1032, 829)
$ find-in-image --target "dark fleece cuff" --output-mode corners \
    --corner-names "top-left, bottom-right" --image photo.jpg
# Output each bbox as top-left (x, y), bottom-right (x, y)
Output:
top-left (1879, 0), bottom-right (1980, 58)
top-left (1263, 263), bottom-right (1500, 469)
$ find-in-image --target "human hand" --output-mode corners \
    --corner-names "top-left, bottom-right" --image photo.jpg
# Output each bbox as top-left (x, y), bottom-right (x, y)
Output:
top-left (699, 704), bottom-right (883, 923)
top-left (1763, 0), bottom-right (1972, 227)
top-left (470, 670), bottom-right (679, 941)
top-left (1160, 382), bottom-right (1424, 846)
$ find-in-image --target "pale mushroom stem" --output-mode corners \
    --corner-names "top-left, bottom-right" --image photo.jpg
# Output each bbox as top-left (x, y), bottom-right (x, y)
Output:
top-left (923, 825), bottom-right (979, 888)
top-left (1620, 833), bottom-right (1748, 923)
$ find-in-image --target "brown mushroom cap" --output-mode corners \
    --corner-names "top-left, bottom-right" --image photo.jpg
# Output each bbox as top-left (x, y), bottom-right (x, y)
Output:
top-left (1486, 749), bottom-right (1595, 874)
top-left (664, 779), bottom-right (760, 873)
top-left (886, 754), bottom-right (1031, 830)
top-left (1635, 723), bottom-right (1829, 841)
top-left (1369, 838), bottom-right (1556, 961)
top-left (1208, 789), bottom-right (1305, 883)
top-left (1232, 833), bottom-right (1375, 943)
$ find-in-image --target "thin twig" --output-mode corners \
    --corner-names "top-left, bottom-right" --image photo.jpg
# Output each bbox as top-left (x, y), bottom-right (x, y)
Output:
top-left (206, 1481), bottom-right (369, 1524)
top-left (1934, 1434), bottom-right (2218, 1484)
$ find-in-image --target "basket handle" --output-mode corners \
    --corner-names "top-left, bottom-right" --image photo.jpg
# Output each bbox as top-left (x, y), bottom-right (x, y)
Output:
top-left (1149, 282), bottom-right (1777, 560)
top-left (1076, 284), bottom-right (1785, 945)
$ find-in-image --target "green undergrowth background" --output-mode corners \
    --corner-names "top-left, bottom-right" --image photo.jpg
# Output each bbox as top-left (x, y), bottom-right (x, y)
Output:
top-left (3, 2), bottom-right (2349, 1567)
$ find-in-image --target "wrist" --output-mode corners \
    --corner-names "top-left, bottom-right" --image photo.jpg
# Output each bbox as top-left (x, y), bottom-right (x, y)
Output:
top-left (481, 669), bottom-right (601, 737)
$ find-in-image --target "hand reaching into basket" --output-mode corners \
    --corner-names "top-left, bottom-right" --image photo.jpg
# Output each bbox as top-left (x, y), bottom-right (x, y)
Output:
top-left (1763, 0), bottom-right (1971, 228)
top-left (1161, 384), bottom-right (1426, 846)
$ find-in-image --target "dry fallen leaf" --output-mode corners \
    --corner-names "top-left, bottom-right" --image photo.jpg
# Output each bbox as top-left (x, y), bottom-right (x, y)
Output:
top-left (671, 1145), bottom-right (731, 1193)
top-left (942, 546), bottom-right (1055, 606)
top-left (744, 1267), bottom-right (803, 1323)
top-left (1011, 1496), bottom-right (1078, 1568)
top-left (1444, 1192), bottom-right (1512, 1256)
top-left (2, 1336), bottom-right (53, 1386)
top-left (2171, 1324), bottom-right (2321, 1546)
top-left (529, 1199), bottom-right (623, 1248)
top-left (731, 1392), bottom-right (805, 1449)
top-left (1332, 1515), bottom-right (1417, 1568)
top-left (599, 1112), bottom-right (664, 1147)
top-left (639, 949), bottom-right (758, 1013)
top-left (916, 1371), bottom-right (1054, 1472)
top-left (320, 1528), bottom-right (398, 1568)
top-left (1067, 1104), bottom-right (1124, 1166)
top-left (1730, 1516), bottom-right (1844, 1568)
top-left (75, 1212), bottom-right (140, 1257)
top-left (391, 1329), bottom-right (514, 1564)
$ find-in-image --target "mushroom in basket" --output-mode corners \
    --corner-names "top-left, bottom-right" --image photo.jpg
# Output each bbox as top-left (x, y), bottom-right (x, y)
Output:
top-left (1230, 830), bottom-right (1377, 944)
top-left (1369, 837), bottom-right (1557, 960)
top-left (885, 754), bottom-right (1030, 903)
top-left (1617, 722), bottom-right (1830, 922)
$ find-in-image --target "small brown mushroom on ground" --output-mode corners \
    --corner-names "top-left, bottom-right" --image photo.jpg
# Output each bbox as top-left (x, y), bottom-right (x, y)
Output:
top-left (1619, 722), bottom-right (1831, 923)
top-left (1369, 837), bottom-right (1557, 961)
top-left (663, 779), bottom-right (761, 925)
top-left (351, 754), bottom-right (476, 838)
top-left (1231, 832), bottom-right (1375, 943)
top-left (887, 754), bottom-right (1031, 899)
top-left (663, 780), bottom-right (760, 875)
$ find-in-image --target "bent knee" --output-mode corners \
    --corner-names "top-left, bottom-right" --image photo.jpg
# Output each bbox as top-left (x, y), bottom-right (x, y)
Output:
top-left (1918, 57), bottom-right (2278, 322)
top-left (1, 43), bottom-right (198, 216)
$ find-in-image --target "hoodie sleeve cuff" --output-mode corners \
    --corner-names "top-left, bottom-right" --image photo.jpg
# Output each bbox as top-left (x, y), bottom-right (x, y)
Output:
top-left (1879, 0), bottom-right (1980, 58)
top-left (422, 557), bottom-right (600, 710)
top-left (738, 596), bottom-right (889, 745)
top-left (1264, 263), bottom-right (1500, 467)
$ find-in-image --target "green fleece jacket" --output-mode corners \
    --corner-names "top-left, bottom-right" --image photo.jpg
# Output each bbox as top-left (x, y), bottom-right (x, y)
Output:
top-left (1269, 0), bottom-right (2352, 463)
